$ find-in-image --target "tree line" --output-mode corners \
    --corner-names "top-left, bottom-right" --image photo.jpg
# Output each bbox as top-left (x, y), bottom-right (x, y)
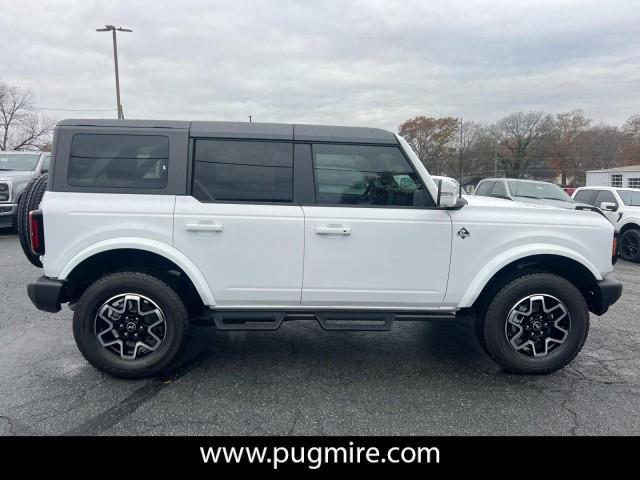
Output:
top-left (0, 79), bottom-right (54, 152)
top-left (399, 111), bottom-right (640, 186)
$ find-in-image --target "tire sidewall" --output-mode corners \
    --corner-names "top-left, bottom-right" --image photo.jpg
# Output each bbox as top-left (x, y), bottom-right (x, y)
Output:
top-left (483, 274), bottom-right (589, 374)
top-left (73, 273), bottom-right (188, 376)
top-left (620, 229), bottom-right (640, 262)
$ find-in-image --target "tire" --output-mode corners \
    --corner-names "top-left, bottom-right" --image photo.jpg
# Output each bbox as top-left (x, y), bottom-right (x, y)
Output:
top-left (477, 273), bottom-right (589, 374)
top-left (619, 229), bottom-right (640, 263)
top-left (73, 271), bottom-right (191, 379)
top-left (16, 174), bottom-right (48, 268)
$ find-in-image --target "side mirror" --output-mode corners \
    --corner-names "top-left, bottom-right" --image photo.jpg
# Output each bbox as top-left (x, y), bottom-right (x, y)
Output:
top-left (437, 177), bottom-right (461, 208)
top-left (600, 201), bottom-right (617, 212)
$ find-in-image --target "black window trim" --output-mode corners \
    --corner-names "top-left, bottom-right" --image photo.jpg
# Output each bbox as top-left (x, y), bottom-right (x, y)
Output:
top-left (186, 137), bottom-right (438, 209)
top-left (66, 132), bottom-right (171, 190)
top-left (307, 142), bottom-right (437, 210)
top-left (189, 137), bottom-right (296, 205)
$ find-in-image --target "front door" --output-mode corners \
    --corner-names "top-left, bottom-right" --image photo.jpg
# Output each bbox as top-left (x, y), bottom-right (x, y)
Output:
top-left (301, 143), bottom-right (452, 308)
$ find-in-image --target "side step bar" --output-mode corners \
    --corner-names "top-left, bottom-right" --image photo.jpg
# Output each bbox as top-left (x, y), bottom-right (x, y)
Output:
top-left (194, 310), bottom-right (456, 331)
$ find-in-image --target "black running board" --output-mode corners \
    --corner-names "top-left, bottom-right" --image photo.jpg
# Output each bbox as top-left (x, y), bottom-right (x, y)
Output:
top-left (193, 310), bottom-right (456, 331)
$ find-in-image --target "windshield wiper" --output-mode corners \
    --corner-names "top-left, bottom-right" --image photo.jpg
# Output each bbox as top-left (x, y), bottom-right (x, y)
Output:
top-left (515, 195), bottom-right (541, 199)
top-left (0, 168), bottom-right (15, 171)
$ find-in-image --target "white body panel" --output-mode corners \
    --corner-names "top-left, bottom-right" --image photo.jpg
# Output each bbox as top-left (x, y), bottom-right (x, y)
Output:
top-left (173, 196), bottom-right (304, 306)
top-left (301, 206), bottom-right (452, 308)
top-left (42, 192), bottom-right (175, 277)
top-left (42, 141), bottom-right (616, 313)
top-left (443, 195), bottom-right (614, 308)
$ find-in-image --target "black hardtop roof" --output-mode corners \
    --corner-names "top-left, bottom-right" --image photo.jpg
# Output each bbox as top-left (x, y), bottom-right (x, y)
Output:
top-left (57, 119), bottom-right (397, 144)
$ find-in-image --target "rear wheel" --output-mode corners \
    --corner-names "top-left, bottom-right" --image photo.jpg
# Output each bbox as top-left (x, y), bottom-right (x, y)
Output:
top-left (73, 271), bottom-right (190, 379)
top-left (619, 229), bottom-right (640, 263)
top-left (477, 273), bottom-right (589, 374)
top-left (16, 174), bottom-right (48, 267)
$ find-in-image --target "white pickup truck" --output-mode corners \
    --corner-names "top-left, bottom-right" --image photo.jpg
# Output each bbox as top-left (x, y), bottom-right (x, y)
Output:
top-left (22, 119), bottom-right (622, 378)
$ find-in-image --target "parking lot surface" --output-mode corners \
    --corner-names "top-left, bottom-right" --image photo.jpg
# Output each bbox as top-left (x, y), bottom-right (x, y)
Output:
top-left (0, 232), bottom-right (638, 435)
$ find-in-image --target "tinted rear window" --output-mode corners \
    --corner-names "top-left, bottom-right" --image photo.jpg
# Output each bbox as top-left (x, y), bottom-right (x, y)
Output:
top-left (192, 140), bottom-right (293, 202)
top-left (68, 134), bottom-right (168, 189)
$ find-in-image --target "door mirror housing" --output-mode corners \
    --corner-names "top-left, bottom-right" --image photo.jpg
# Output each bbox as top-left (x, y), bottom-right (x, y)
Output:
top-left (600, 201), bottom-right (617, 212)
top-left (437, 177), bottom-right (462, 208)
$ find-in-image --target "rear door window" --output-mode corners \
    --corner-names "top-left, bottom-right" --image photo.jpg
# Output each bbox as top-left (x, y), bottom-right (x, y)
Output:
top-left (192, 140), bottom-right (293, 202)
top-left (68, 134), bottom-right (169, 189)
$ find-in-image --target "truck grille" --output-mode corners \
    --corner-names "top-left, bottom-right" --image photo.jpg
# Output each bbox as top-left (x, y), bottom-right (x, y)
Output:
top-left (0, 182), bottom-right (10, 202)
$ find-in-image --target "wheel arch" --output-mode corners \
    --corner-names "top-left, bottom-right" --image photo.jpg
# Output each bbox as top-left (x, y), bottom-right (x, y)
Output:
top-left (462, 253), bottom-right (602, 315)
top-left (59, 238), bottom-right (215, 309)
top-left (619, 221), bottom-right (640, 235)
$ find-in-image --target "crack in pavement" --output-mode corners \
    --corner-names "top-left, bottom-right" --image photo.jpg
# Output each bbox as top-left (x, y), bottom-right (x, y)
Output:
top-left (62, 352), bottom-right (208, 436)
top-left (0, 415), bottom-right (15, 436)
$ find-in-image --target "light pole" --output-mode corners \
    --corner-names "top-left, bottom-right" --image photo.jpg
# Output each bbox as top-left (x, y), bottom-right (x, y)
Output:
top-left (96, 25), bottom-right (132, 119)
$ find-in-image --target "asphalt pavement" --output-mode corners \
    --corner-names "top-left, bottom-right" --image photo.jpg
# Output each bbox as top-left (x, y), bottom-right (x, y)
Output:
top-left (1, 232), bottom-right (638, 435)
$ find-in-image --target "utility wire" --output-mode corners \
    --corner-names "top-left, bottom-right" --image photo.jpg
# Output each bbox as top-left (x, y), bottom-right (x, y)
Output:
top-left (33, 107), bottom-right (116, 112)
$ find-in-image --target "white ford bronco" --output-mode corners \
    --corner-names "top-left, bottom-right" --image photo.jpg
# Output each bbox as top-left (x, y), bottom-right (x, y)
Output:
top-left (23, 119), bottom-right (622, 378)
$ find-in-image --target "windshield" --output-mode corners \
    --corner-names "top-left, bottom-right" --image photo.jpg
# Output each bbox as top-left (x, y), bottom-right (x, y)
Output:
top-left (617, 190), bottom-right (640, 206)
top-left (507, 180), bottom-right (572, 201)
top-left (0, 153), bottom-right (40, 171)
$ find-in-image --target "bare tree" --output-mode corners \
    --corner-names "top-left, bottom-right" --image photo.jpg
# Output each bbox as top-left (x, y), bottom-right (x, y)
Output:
top-left (493, 111), bottom-right (551, 178)
top-left (398, 116), bottom-right (459, 175)
top-left (0, 80), bottom-right (54, 151)
top-left (546, 110), bottom-right (592, 185)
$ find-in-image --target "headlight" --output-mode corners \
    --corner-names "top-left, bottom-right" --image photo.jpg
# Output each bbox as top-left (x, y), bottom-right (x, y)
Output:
top-left (0, 183), bottom-right (8, 192)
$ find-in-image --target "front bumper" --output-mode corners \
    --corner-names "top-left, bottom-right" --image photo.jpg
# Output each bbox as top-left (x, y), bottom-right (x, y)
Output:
top-left (0, 204), bottom-right (17, 227)
top-left (27, 276), bottom-right (65, 313)
top-left (590, 276), bottom-right (623, 316)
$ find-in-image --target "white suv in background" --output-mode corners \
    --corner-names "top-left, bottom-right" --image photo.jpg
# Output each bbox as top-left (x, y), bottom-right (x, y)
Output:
top-left (20, 119), bottom-right (621, 379)
top-left (573, 187), bottom-right (640, 262)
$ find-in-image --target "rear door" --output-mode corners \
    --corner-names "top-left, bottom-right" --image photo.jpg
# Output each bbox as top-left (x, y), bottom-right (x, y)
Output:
top-left (174, 139), bottom-right (304, 306)
top-left (301, 143), bottom-right (452, 309)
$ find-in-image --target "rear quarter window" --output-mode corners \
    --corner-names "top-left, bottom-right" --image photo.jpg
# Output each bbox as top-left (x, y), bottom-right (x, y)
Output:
top-left (68, 134), bottom-right (169, 189)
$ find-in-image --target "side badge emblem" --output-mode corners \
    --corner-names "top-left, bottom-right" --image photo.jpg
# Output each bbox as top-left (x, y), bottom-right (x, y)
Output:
top-left (457, 227), bottom-right (470, 239)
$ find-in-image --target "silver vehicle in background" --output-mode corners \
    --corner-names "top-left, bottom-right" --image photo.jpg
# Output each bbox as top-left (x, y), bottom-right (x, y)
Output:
top-left (474, 178), bottom-right (583, 209)
top-left (0, 151), bottom-right (50, 228)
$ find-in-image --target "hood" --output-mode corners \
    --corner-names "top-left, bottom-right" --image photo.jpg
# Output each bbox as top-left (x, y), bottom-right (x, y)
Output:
top-left (466, 194), bottom-right (595, 212)
top-left (0, 170), bottom-right (35, 183)
top-left (465, 195), bottom-right (554, 209)
top-left (512, 196), bottom-right (580, 210)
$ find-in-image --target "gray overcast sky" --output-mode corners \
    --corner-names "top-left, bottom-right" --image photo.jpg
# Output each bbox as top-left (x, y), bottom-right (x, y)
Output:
top-left (1, 0), bottom-right (639, 130)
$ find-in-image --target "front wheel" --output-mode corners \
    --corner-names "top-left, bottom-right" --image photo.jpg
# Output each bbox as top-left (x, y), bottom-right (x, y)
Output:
top-left (477, 273), bottom-right (589, 374)
top-left (73, 272), bottom-right (190, 379)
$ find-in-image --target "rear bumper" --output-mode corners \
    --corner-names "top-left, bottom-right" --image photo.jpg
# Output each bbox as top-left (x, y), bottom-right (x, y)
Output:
top-left (590, 276), bottom-right (623, 316)
top-left (27, 276), bottom-right (65, 313)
